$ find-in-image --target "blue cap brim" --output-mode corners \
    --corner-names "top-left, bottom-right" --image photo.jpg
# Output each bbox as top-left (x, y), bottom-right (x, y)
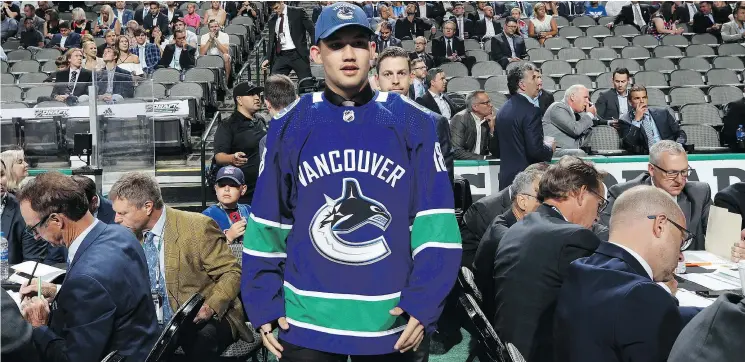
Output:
top-left (316, 23), bottom-right (374, 44)
top-left (215, 176), bottom-right (243, 185)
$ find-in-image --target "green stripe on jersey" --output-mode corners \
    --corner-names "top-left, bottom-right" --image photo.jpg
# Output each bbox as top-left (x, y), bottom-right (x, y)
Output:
top-left (244, 216), bottom-right (290, 254)
top-left (284, 284), bottom-right (407, 334)
top-left (411, 212), bottom-right (461, 252)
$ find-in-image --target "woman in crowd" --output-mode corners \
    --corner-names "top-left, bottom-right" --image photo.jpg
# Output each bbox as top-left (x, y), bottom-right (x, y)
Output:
top-left (0, 148), bottom-right (29, 196)
top-left (43, 8), bottom-right (60, 40)
top-left (648, 1), bottom-right (684, 39)
top-left (82, 40), bottom-right (104, 71)
top-left (123, 19), bottom-right (139, 45)
top-left (202, 1), bottom-right (227, 27)
top-left (94, 4), bottom-right (121, 37)
top-left (511, 7), bottom-right (529, 38)
top-left (529, 2), bottom-right (558, 45)
top-left (115, 35), bottom-right (143, 76)
top-left (150, 26), bottom-right (165, 55)
top-left (543, 1), bottom-right (559, 16)
top-left (71, 7), bottom-right (93, 35)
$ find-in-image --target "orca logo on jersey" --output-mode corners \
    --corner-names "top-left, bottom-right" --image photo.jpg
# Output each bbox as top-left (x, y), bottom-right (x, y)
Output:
top-left (309, 178), bottom-right (392, 265)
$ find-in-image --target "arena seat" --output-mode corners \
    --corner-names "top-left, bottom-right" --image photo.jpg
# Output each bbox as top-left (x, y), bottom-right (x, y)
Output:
top-left (471, 61), bottom-right (503, 78)
top-left (575, 59), bottom-right (605, 77)
top-left (681, 124), bottom-right (729, 153)
top-left (586, 125), bottom-right (627, 156)
top-left (680, 104), bottom-right (723, 125)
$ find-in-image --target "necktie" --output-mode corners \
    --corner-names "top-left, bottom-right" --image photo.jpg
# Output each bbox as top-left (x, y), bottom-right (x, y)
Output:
top-left (342, 100), bottom-right (355, 107)
top-left (641, 114), bottom-right (657, 148)
top-left (143, 232), bottom-right (173, 325)
top-left (276, 12), bottom-right (284, 54)
top-left (446, 39), bottom-right (453, 56)
top-left (458, 18), bottom-right (464, 38)
top-left (384, 40), bottom-right (388, 50)
top-left (708, 14), bottom-right (714, 24)
top-left (67, 70), bottom-right (77, 93)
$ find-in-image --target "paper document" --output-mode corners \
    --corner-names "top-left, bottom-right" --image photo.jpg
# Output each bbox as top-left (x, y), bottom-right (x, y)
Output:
top-left (676, 289), bottom-right (715, 308)
top-left (6, 290), bottom-right (22, 310)
top-left (679, 272), bottom-right (741, 291)
top-left (683, 250), bottom-right (733, 266)
top-left (705, 206), bottom-right (742, 260)
top-left (7, 261), bottom-right (65, 285)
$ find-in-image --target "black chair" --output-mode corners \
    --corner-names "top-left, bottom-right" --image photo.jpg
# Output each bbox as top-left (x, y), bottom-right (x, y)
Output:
top-left (101, 350), bottom-right (125, 362)
top-left (457, 267), bottom-right (508, 362)
top-left (453, 176), bottom-right (473, 225)
top-left (145, 293), bottom-right (205, 362)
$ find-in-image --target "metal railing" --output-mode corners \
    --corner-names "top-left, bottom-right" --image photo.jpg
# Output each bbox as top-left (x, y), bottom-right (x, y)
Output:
top-left (200, 111), bottom-right (222, 208)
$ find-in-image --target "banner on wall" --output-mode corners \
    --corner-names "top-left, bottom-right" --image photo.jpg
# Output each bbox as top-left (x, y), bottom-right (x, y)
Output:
top-left (0, 100), bottom-right (190, 120)
top-left (457, 159), bottom-right (745, 200)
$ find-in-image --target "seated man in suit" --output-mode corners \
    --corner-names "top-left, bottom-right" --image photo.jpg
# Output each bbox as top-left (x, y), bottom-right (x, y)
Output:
top-left (51, 48), bottom-right (92, 104)
top-left (131, 28), bottom-right (161, 75)
top-left (47, 21), bottom-right (80, 52)
top-left (597, 67), bottom-right (632, 122)
top-left (602, 141), bottom-right (720, 253)
top-left (558, 1), bottom-right (586, 20)
top-left (143, 1), bottom-right (170, 37)
top-left (721, 5), bottom-right (745, 43)
top-left (542, 84), bottom-right (598, 156)
top-left (96, 47), bottom-right (134, 103)
top-left (394, 3), bottom-right (433, 40)
top-left (618, 85), bottom-right (686, 154)
top-left (493, 156), bottom-right (605, 362)
top-left (415, 0), bottom-right (443, 22)
top-left (692, 1), bottom-right (722, 40)
top-left (460, 186), bottom-right (513, 268)
top-left (432, 20), bottom-right (469, 68)
top-left (450, 90), bottom-right (499, 160)
top-left (408, 57), bottom-right (430, 100)
top-left (0, 160), bottom-right (46, 264)
top-left (17, 172), bottom-right (158, 362)
top-left (408, 36), bottom-right (434, 70)
top-left (109, 172), bottom-right (253, 361)
top-left (675, 1), bottom-right (699, 24)
top-left (608, 1), bottom-right (653, 30)
top-left (555, 185), bottom-right (701, 362)
top-left (162, 18), bottom-right (199, 50)
top-left (474, 167), bottom-right (545, 319)
top-left (71, 175), bottom-right (115, 224)
top-left (158, 29), bottom-right (197, 71)
top-left (375, 22), bottom-right (402, 54)
top-left (417, 67), bottom-right (457, 119)
top-left (490, 16), bottom-right (527, 69)
top-left (473, 5), bottom-right (503, 39)
top-left (449, 2), bottom-right (476, 39)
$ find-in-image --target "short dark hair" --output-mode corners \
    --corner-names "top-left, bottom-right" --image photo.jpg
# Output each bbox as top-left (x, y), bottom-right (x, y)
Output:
top-left (264, 74), bottom-right (297, 111)
top-left (507, 62), bottom-right (539, 95)
top-left (24, 4), bottom-right (35, 11)
top-left (173, 29), bottom-right (185, 38)
top-left (504, 16), bottom-right (518, 25)
top-left (58, 21), bottom-right (70, 30)
top-left (612, 67), bottom-right (630, 79)
top-left (629, 84), bottom-right (647, 97)
top-left (376, 46), bottom-right (410, 73)
top-left (71, 175), bottom-right (97, 205)
top-left (150, 1), bottom-right (160, 8)
top-left (267, 1), bottom-right (282, 8)
top-left (410, 58), bottom-right (425, 71)
top-left (24, 16), bottom-right (34, 24)
top-left (425, 67), bottom-right (444, 88)
top-left (18, 172), bottom-right (90, 221)
top-left (133, 28), bottom-right (146, 37)
top-left (380, 21), bottom-right (393, 32)
top-left (537, 156), bottom-right (608, 202)
top-left (700, 1), bottom-right (713, 6)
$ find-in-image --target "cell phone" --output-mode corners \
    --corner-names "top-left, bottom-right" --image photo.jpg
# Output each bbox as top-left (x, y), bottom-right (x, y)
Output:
top-left (695, 290), bottom-right (741, 298)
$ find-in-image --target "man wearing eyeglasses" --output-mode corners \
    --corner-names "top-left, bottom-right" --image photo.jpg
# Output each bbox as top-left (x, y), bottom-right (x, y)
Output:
top-left (450, 90), bottom-right (499, 160)
top-left (555, 185), bottom-right (701, 362)
top-left (602, 140), bottom-right (714, 252)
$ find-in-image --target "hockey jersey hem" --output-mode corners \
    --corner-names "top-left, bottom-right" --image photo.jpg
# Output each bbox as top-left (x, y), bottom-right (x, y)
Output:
top-left (281, 321), bottom-right (404, 355)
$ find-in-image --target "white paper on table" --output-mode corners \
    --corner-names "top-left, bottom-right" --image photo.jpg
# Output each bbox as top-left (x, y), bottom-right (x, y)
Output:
top-left (6, 290), bottom-right (22, 310)
top-left (705, 206), bottom-right (742, 260)
top-left (8, 261), bottom-right (66, 284)
top-left (683, 250), bottom-right (733, 266)
top-left (679, 272), bottom-right (741, 291)
top-left (676, 289), bottom-right (715, 308)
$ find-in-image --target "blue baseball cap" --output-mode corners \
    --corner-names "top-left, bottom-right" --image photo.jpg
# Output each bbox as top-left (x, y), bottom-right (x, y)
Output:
top-left (314, 2), bottom-right (374, 45)
top-left (216, 166), bottom-right (245, 186)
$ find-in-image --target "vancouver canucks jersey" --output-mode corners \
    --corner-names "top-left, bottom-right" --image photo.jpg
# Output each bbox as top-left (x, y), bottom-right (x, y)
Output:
top-left (241, 90), bottom-right (461, 355)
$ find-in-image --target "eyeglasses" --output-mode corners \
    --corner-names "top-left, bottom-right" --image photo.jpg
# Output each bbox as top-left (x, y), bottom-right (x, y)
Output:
top-left (476, 100), bottom-right (492, 105)
top-left (587, 188), bottom-right (609, 214)
top-left (647, 214), bottom-right (694, 250)
top-left (518, 193), bottom-right (537, 200)
top-left (650, 163), bottom-right (692, 180)
top-left (25, 214), bottom-right (52, 238)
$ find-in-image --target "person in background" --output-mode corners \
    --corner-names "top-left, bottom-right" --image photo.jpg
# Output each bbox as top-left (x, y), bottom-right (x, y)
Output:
top-left (416, 67), bottom-right (457, 119)
top-left (0, 159), bottom-right (46, 264)
top-left (96, 30), bottom-right (118, 57)
top-left (713, 0), bottom-right (732, 23)
top-left (200, 19), bottom-right (232, 83)
top-left (692, 1), bottom-right (722, 40)
top-left (408, 36), bottom-right (433, 70)
top-left (202, 166), bottom-right (250, 245)
top-left (182, 2), bottom-right (201, 28)
top-left (163, 18), bottom-right (198, 50)
top-left (585, 1), bottom-right (608, 17)
top-left (721, 94), bottom-right (745, 149)
top-left (202, 0), bottom-right (227, 27)
top-left (97, 47), bottom-right (134, 102)
top-left (113, 1), bottom-right (134, 31)
top-left (448, 2), bottom-right (475, 39)
top-left (528, 2), bottom-right (558, 45)
top-left (213, 81), bottom-right (265, 204)
top-left (609, 1), bottom-right (653, 30)
top-left (132, 28), bottom-right (160, 74)
top-left (617, 85), bottom-right (686, 154)
top-left (70, 7), bottom-right (93, 35)
top-left (81, 40), bottom-right (104, 71)
top-left (19, 16), bottom-right (44, 49)
top-left (394, 3), bottom-right (433, 40)
top-left (542, 84), bottom-right (597, 156)
top-left (0, 148), bottom-right (29, 196)
top-left (123, 19), bottom-right (139, 44)
top-left (648, 1), bottom-right (685, 40)
top-left (258, 74), bottom-right (298, 158)
top-left (376, 21), bottom-right (402, 54)
top-left (17, 4), bottom-right (45, 36)
top-left (555, 185), bottom-right (701, 362)
top-left (164, 1), bottom-right (183, 24)
top-left (149, 25), bottom-right (165, 54)
top-left (722, 5), bottom-right (745, 42)
top-left (473, 5), bottom-right (503, 39)
top-left (54, 55), bottom-right (67, 70)
top-left (143, 1), bottom-right (169, 37)
top-left (115, 35), bottom-right (143, 76)
top-left (450, 90), bottom-right (498, 160)
top-left (71, 175), bottom-right (115, 224)
top-left (158, 28), bottom-right (196, 71)
top-left (93, 4), bottom-right (121, 37)
top-left (493, 156), bottom-right (605, 362)
top-left (596, 67), bottom-right (631, 123)
top-left (408, 57), bottom-right (429, 100)
top-left (1, 4), bottom-right (18, 42)
top-left (491, 16), bottom-right (527, 69)
top-left (261, 1), bottom-right (315, 81)
top-left (42, 8), bottom-right (60, 40)
top-left (47, 21), bottom-right (81, 52)
top-left (236, 1), bottom-right (258, 19)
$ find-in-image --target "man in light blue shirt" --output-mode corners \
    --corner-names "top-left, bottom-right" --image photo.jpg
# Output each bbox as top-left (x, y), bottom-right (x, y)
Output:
top-left (618, 85), bottom-right (686, 154)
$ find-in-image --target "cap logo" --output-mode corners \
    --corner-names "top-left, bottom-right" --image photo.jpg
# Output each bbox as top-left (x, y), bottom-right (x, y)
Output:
top-left (224, 168), bottom-right (234, 174)
top-left (343, 110), bottom-right (355, 123)
top-left (336, 5), bottom-right (355, 20)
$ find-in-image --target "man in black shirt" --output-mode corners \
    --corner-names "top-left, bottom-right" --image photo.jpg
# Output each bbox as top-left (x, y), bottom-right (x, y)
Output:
top-left (213, 82), bottom-right (266, 204)
top-left (19, 17), bottom-right (43, 48)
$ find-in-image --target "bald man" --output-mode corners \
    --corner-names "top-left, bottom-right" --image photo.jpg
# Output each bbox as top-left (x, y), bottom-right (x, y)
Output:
top-left (555, 185), bottom-right (701, 362)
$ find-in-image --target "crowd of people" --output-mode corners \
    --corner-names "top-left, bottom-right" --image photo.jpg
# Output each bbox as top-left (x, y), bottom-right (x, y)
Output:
top-left (3, 1), bottom-right (745, 362)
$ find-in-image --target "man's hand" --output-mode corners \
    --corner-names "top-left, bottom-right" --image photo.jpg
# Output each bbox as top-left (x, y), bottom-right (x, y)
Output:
top-left (232, 152), bottom-right (247, 166)
top-left (261, 317), bottom-right (290, 359)
top-left (102, 94), bottom-right (113, 102)
top-left (608, 118), bottom-right (620, 129)
top-left (605, 22), bottom-right (614, 29)
top-left (731, 229), bottom-right (745, 261)
top-left (586, 103), bottom-right (597, 117)
top-left (551, 140), bottom-right (557, 152)
top-left (261, 59), bottom-right (269, 71)
top-left (486, 113), bottom-right (496, 133)
top-left (54, 95), bottom-right (69, 102)
top-left (509, 57), bottom-right (521, 62)
top-left (634, 103), bottom-right (647, 121)
top-left (391, 307), bottom-right (425, 353)
top-left (20, 279), bottom-right (58, 301)
top-left (664, 278), bottom-right (678, 296)
top-left (225, 219), bottom-right (247, 243)
top-left (193, 304), bottom-right (215, 324)
top-left (21, 297), bottom-right (50, 327)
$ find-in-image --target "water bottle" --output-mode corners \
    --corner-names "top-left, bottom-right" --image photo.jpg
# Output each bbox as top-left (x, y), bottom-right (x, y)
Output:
top-left (736, 124), bottom-right (745, 149)
top-left (0, 232), bottom-right (9, 281)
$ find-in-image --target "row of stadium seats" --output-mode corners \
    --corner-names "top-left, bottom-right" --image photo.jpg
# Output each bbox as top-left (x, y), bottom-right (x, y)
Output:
top-left (586, 124), bottom-right (729, 155)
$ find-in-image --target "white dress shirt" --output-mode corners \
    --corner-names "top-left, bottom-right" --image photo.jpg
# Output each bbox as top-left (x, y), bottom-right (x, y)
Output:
top-left (616, 90), bottom-right (629, 120)
top-left (170, 46), bottom-right (182, 70)
top-left (430, 90), bottom-right (452, 119)
top-left (456, 16), bottom-right (466, 38)
top-left (276, 7), bottom-right (296, 51)
top-left (67, 219), bottom-right (100, 264)
top-left (472, 112), bottom-right (484, 155)
top-left (418, 4), bottom-right (427, 18)
top-left (138, 44), bottom-right (147, 69)
top-left (485, 18), bottom-right (496, 37)
top-left (60, 35), bottom-right (67, 48)
top-left (632, 3), bottom-right (646, 27)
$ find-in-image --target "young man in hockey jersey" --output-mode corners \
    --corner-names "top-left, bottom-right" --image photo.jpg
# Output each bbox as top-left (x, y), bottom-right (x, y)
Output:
top-left (241, 3), bottom-right (461, 361)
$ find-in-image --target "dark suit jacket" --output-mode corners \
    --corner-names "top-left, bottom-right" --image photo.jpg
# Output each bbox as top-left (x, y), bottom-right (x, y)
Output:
top-left (474, 208), bottom-right (516, 320)
top-left (432, 36), bottom-right (467, 66)
top-left (538, 90), bottom-right (554, 117)
top-left (450, 109), bottom-right (498, 160)
top-left (415, 3), bottom-right (443, 20)
top-left (394, 17), bottom-right (430, 39)
top-left (158, 44), bottom-right (197, 70)
top-left (143, 12), bottom-right (170, 36)
top-left (1, 289), bottom-right (41, 361)
top-left (675, 3), bottom-right (697, 24)
top-left (668, 293), bottom-right (745, 362)
top-left (409, 51), bottom-right (434, 69)
top-left (490, 32), bottom-right (527, 68)
top-left (33, 221), bottom-right (158, 362)
top-left (714, 182), bottom-right (745, 230)
top-left (51, 68), bottom-right (93, 98)
top-left (618, 106), bottom-right (687, 154)
top-left (601, 173), bottom-right (712, 250)
top-left (614, 3), bottom-right (653, 30)
top-left (558, 1), bottom-right (586, 18)
top-left (461, 186), bottom-right (512, 268)
top-left (692, 11), bottom-right (720, 34)
top-left (133, 7), bottom-right (149, 25)
top-left (493, 205), bottom-right (601, 362)
top-left (495, 93), bottom-right (553, 189)
top-left (375, 35), bottom-right (402, 54)
top-left (473, 18), bottom-right (503, 40)
top-left (162, 7), bottom-right (184, 24)
top-left (47, 32), bottom-right (81, 49)
top-left (449, 16), bottom-right (475, 38)
top-left (722, 98), bottom-right (745, 148)
top-left (96, 67), bottom-right (134, 98)
top-left (596, 88), bottom-right (624, 120)
top-left (1, 193), bottom-right (46, 264)
top-left (265, 6), bottom-right (314, 67)
top-left (555, 242), bottom-right (700, 362)
top-left (96, 196), bottom-right (115, 224)
top-left (416, 90), bottom-right (458, 118)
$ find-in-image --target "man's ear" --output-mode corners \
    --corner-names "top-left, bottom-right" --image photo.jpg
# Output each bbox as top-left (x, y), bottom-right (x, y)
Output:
top-left (240, 185), bottom-right (247, 196)
top-left (310, 45), bottom-right (322, 64)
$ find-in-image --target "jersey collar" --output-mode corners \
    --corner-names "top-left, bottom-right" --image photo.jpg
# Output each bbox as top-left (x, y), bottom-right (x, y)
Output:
top-left (324, 83), bottom-right (375, 107)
